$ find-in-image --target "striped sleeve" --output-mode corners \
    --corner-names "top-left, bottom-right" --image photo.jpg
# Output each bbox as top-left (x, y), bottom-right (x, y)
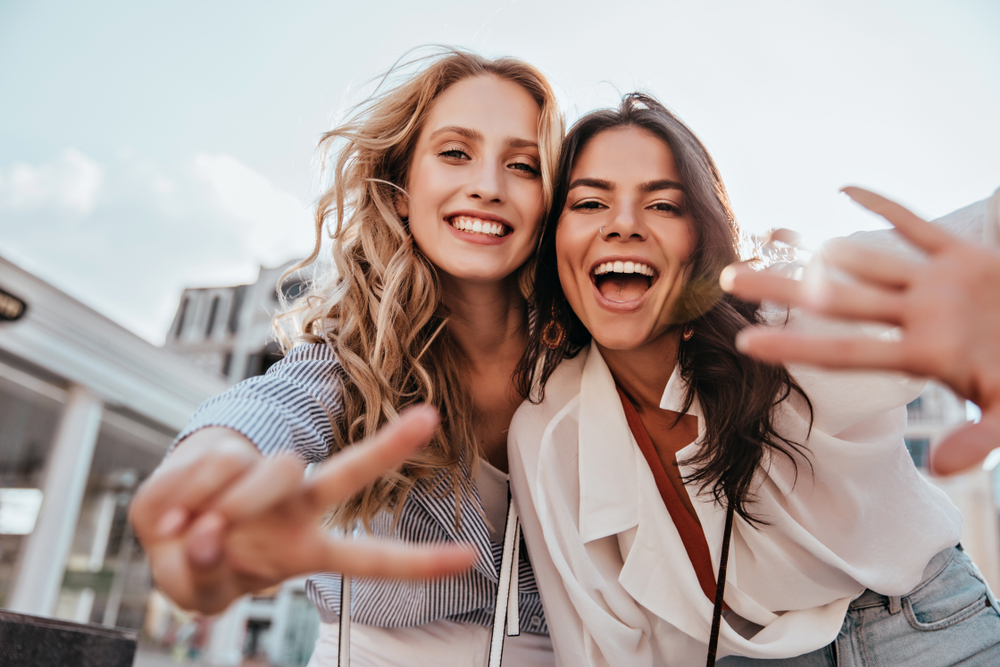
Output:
top-left (172, 343), bottom-right (343, 463)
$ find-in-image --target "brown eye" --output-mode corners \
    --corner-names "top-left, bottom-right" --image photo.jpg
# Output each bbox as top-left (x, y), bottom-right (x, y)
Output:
top-left (439, 149), bottom-right (469, 160)
top-left (509, 161), bottom-right (540, 176)
top-left (650, 201), bottom-right (682, 214)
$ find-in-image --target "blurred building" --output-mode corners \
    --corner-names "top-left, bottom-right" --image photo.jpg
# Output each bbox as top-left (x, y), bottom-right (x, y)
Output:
top-left (164, 262), bottom-right (307, 384)
top-left (0, 254), bottom-right (227, 632)
top-left (163, 262), bottom-right (320, 666)
top-left (904, 383), bottom-right (1000, 589)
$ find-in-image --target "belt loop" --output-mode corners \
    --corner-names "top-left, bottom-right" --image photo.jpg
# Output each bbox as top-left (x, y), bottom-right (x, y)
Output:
top-left (888, 595), bottom-right (902, 615)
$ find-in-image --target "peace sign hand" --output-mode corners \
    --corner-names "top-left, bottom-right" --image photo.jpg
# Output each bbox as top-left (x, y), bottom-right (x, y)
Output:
top-left (130, 406), bottom-right (476, 614)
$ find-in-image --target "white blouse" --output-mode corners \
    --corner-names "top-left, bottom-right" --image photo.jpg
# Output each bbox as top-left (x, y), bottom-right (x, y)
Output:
top-left (507, 191), bottom-right (999, 665)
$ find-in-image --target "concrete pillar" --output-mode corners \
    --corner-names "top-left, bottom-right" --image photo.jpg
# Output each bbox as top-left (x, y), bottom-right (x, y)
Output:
top-left (73, 489), bottom-right (118, 623)
top-left (7, 384), bottom-right (103, 616)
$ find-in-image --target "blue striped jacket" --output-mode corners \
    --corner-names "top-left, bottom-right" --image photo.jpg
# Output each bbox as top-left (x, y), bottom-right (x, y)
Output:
top-left (176, 344), bottom-right (548, 634)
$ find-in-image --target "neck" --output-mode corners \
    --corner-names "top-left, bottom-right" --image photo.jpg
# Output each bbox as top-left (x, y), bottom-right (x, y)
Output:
top-left (439, 273), bottom-right (528, 368)
top-left (598, 332), bottom-right (682, 411)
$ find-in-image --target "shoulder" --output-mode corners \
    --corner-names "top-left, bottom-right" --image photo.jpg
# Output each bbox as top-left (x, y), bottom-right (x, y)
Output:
top-left (510, 350), bottom-right (588, 455)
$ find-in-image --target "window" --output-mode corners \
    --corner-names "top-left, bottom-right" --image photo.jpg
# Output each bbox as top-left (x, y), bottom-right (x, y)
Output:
top-left (205, 296), bottom-right (220, 338)
top-left (228, 285), bottom-right (245, 334)
top-left (905, 438), bottom-right (930, 469)
top-left (174, 297), bottom-right (189, 339)
top-left (279, 279), bottom-right (305, 302)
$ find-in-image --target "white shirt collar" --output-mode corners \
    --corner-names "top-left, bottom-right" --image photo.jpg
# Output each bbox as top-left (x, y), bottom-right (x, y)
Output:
top-left (577, 341), bottom-right (703, 542)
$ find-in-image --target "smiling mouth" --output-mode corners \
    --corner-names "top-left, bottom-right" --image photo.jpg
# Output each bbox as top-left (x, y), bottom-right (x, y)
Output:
top-left (592, 261), bottom-right (656, 303)
top-left (448, 215), bottom-right (510, 238)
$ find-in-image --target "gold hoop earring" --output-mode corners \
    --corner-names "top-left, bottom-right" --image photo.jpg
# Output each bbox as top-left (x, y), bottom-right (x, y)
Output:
top-left (682, 325), bottom-right (694, 341)
top-left (541, 305), bottom-right (567, 350)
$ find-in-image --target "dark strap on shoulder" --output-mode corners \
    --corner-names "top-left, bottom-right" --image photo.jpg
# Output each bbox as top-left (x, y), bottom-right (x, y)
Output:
top-left (706, 503), bottom-right (735, 667)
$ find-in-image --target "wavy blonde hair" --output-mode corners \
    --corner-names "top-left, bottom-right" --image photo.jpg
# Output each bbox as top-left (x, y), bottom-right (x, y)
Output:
top-left (276, 48), bottom-right (562, 529)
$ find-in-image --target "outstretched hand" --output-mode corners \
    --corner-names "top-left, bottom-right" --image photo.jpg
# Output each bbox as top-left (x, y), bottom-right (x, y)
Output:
top-left (130, 406), bottom-right (476, 614)
top-left (720, 187), bottom-right (1000, 476)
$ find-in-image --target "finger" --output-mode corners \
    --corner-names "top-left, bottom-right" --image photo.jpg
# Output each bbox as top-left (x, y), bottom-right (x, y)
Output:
top-left (765, 228), bottom-right (805, 249)
top-left (720, 265), bottom-right (803, 306)
top-left (302, 405), bottom-right (439, 509)
top-left (929, 412), bottom-right (1000, 476)
top-left (211, 453), bottom-right (305, 523)
top-left (842, 187), bottom-right (954, 254)
top-left (799, 278), bottom-right (906, 326)
top-left (822, 238), bottom-right (916, 289)
top-left (308, 537), bottom-right (477, 580)
top-left (137, 448), bottom-right (257, 524)
top-left (735, 329), bottom-right (912, 371)
top-left (185, 511), bottom-right (227, 569)
top-left (723, 264), bottom-right (906, 325)
top-left (130, 467), bottom-right (203, 540)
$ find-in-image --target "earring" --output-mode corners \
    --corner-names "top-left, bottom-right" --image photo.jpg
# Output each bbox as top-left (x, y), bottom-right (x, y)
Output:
top-left (541, 305), bottom-right (567, 350)
top-left (682, 325), bottom-right (694, 341)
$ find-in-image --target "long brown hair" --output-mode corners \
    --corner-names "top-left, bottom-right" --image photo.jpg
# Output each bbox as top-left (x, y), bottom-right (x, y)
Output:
top-left (516, 93), bottom-right (811, 524)
top-left (277, 48), bottom-right (562, 529)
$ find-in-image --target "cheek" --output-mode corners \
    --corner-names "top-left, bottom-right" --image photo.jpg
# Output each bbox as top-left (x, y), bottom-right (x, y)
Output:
top-left (513, 181), bottom-right (545, 235)
top-left (554, 223), bottom-right (586, 300)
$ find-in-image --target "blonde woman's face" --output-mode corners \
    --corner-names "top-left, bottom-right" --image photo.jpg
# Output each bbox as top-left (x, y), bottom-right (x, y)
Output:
top-left (399, 75), bottom-right (545, 285)
top-left (556, 127), bottom-right (695, 352)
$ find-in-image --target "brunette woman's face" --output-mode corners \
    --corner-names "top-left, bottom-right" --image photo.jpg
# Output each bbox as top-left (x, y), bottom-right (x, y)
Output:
top-left (556, 127), bottom-right (695, 351)
top-left (399, 75), bottom-right (545, 285)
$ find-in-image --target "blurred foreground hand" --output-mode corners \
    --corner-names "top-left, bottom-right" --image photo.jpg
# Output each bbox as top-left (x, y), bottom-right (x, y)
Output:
top-left (721, 186), bottom-right (1000, 477)
top-left (129, 405), bottom-right (475, 614)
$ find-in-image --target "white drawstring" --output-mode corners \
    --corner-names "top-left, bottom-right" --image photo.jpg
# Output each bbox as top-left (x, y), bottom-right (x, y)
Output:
top-left (338, 575), bottom-right (351, 667)
top-left (489, 496), bottom-right (521, 667)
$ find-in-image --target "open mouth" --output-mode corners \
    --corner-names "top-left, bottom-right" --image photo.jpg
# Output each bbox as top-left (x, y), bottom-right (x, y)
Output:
top-left (592, 260), bottom-right (656, 303)
top-left (448, 215), bottom-right (510, 238)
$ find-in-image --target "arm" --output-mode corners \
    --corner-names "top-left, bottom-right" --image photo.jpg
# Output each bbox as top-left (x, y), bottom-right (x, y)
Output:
top-left (172, 343), bottom-right (344, 462)
top-left (722, 186), bottom-right (1000, 475)
top-left (131, 342), bottom-right (475, 613)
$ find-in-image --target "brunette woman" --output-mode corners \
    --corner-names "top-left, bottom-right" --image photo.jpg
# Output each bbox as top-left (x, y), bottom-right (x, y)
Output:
top-left (508, 93), bottom-right (1000, 665)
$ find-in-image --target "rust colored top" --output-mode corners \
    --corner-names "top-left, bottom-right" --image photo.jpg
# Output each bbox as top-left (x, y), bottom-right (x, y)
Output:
top-left (616, 386), bottom-right (721, 605)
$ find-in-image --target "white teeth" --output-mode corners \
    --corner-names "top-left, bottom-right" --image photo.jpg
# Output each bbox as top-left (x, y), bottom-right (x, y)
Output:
top-left (593, 261), bottom-right (655, 277)
top-left (450, 216), bottom-right (507, 237)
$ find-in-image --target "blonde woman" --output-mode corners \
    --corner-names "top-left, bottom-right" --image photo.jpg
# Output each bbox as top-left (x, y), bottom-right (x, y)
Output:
top-left (130, 49), bottom-right (562, 666)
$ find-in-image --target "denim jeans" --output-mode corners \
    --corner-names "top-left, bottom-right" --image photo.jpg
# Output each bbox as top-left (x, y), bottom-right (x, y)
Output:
top-left (719, 546), bottom-right (1000, 666)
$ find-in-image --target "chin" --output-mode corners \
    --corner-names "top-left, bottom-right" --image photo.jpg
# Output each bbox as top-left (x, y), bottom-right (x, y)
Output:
top-left (590, 330), bottom-right (647, 352)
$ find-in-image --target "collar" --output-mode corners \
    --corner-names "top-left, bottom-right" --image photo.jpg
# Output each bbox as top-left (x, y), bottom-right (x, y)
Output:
top-left (577, 341), bottom-right (704, 543)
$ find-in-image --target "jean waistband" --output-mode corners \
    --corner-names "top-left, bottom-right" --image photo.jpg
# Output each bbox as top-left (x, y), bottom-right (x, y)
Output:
top-left (849, 545), bottom-right (958, 610)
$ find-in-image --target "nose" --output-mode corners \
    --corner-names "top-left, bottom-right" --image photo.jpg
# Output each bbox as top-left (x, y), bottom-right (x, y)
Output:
top-left (602, 202), bottom-right (646, 241)
top-left (466, 160), bottom-right (504, 204)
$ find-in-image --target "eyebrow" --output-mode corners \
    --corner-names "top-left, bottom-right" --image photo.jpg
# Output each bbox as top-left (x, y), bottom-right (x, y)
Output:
top-left (640, 179), bottom-right (685, 194)
top-left (427, 126), bottom-right (538, 150)
top-left (567, 177), bottom-right (685, 193)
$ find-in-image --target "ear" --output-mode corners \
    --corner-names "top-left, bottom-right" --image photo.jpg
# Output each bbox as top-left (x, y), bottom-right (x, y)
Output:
top-left (395, 191), bottom-right (409, 220)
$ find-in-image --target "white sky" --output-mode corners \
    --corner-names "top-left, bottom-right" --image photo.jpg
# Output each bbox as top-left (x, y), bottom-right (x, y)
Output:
top-left (1, 0), bottom-right (998, 343)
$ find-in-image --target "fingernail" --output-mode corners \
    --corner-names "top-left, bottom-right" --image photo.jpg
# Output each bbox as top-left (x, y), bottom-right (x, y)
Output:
top-left (156, 508), bottom-right (188, 537)
top-left (719, 265), bottom-right (737, 292)
top-left (734, 330), bottom-right (750, 352)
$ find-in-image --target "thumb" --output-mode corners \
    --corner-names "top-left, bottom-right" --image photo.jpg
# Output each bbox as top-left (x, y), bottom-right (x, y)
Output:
top-left (929, 408), bottom-right (1000, 476)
